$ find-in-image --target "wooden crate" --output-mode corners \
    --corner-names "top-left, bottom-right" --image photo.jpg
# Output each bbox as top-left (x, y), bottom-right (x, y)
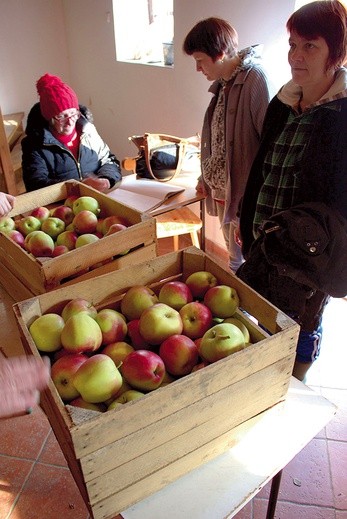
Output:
top-left (0, 180), bottom-right (157, 301)
top-left (13, 247), bottom-right (300, 519)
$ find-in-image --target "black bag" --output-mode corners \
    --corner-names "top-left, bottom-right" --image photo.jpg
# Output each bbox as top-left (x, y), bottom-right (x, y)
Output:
top-left (122, 133), bottom-right (200, 182)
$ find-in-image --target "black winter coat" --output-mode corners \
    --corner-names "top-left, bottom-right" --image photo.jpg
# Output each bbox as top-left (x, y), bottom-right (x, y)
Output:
top-left (21, 103), bottom-right (122, 192)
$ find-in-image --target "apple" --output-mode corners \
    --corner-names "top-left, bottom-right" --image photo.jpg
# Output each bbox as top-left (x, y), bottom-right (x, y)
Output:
top-left (73, 354), bottom-right (123, 403)
top-left (185, 270), bottom-right (218, 299)
top-left (7, 229), bottom-right (25, 247)
top-left (29, 312), bottom-right (65, 352)
top-left (223, 316), bottom-right (251, 344)
top-left (107, 389), bottom-right (145, 410)
top-left (179, 301), bottom-right (213, 339)
top-left (56, 230), bottom-right (78, 250)
top-left (52, 244), bottom-right (69, 257)
top-left (121, 350), bottom-right (165, 391)
top-left (30, 206), bottom-right (50, 222)
top-left (69, 397), bottom-right (106, 412)
top-left (64, 195), bottom-right (79, 209)
top-left (62, 298), bottom-right (97, 322)
top-left (159, 334), bottom-right (199, 376)
top-left (199, 323), bottom-right (245, 363)
top-left (139, 303), bottom-right (183, 345)
top-left (61, 313), bottom-right (103, 353)
top-left (203, 285), bottom-right (240, 318)
top-left (95, 308), bottom-right (127, 345)
top-left (72, 196), bottom-right (100, 216)
top-left (102, 215), bottom-right (130, 235)
top-left (16, 215), bottom-right (41, 236)
top-left (0, 215), bottom-right (15, 233)
top-left (120, 285), bottom-right (159, 321)
top-left (191, 361), bottom-right (210, 373)
top-left (105, 223), bottom-right (128, 236)
top-left (102, 341), bottom-right (135, 367)
top-left (158, 281), bottom-right (193, 311)
top-left (50, 205), bottom-right (74, 226)
top-left (75, 233), bottom-right (100, 247)
top-left (51, 353), bottom-right (88, 401)
top-left (126, 319), bottom-right (151, 350)
top-left (160, 371), bottom-right (176, 386)
top-left (41, 216), bottom-right (65, 238)
top-left (72, 210), bottom-right (98, 234)
top-left (24, 230), bottom-right (55, 257)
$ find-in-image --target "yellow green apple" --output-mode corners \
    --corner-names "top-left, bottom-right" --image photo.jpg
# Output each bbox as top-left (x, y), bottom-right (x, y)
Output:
top-left (120, 285), bottom-right (159, 321)
top-left (185, 270), bottom-right (218, 299)
top-left (73, 353), bottom-right (123, 403)
top-left (139, 303), bottom-right (183, 345)
top-left (61, 313), bottom-right (102, 353)
top-left (199, 322), bottom-right (245, 363)
top-left (203, 285), bottom-right (240, 318)
top-left (29, 313), bottom-right (65, 352)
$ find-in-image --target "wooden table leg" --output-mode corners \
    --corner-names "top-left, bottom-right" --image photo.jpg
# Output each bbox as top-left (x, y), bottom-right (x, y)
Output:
top-left (266, 469), bottom-right (283, 519)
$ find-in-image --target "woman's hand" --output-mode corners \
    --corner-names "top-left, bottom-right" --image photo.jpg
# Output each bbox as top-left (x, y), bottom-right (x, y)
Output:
top-left (82, 176), bottom-right (111, 193)
top-left (0, 192), bottom-right (15, 217)
top-left (0, 355), bottom-right (50, 419)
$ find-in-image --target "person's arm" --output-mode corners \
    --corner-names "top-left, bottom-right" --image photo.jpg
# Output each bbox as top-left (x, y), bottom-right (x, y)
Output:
top-left (21, 138), bottom-right (56, 191)
top-left (0, 354), bottom-right (50, 419)
top-left (0, 192), bottom-right (15, 216)
top-left (84, 126), bottom-right (122, 190)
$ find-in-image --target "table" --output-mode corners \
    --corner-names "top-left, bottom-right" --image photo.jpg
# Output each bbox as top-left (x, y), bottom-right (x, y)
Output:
top-left (109, 171), bottom-right (206, 249)
top-left (119, 378), bottom-right (336, 519)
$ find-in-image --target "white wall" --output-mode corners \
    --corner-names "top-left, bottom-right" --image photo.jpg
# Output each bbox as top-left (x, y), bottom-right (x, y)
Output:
top-left (0, 0), bottom-right (70, 116)
top-left (0, 0), bottom-right (296, 252)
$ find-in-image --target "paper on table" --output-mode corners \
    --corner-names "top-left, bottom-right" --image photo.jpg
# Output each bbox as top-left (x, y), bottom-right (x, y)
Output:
top-left (107, 175), bottom-right (185, 212)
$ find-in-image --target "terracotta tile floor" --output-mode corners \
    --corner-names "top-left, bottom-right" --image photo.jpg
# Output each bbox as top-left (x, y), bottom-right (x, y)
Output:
top-left (0, 236), bottom-right (346, 519)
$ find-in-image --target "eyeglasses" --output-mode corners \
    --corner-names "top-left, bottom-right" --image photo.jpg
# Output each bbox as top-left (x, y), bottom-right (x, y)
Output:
top-left (53, 110), bottom-right (80, 123)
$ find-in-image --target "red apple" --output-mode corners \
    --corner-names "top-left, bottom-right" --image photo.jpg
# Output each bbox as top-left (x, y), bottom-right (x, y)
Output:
top-left (30, 206), bottom-right (50, 222)
top-left (24, 230), bottom-right (55, 257)
top-left (64, 195), bottom-right (79, 208)
top-left (72, 210), bottom-right (98, 234)
top-left (126, 319), bottom-right (151, 350)
top-left (51, 353), bottom-right (89, 401)
top-left (62, 298), bottom-right (97, 322)
top-left (56, 230), bottom-right (78, 250)
top-left (121, 350), bottom-right (165, 391)
top-left (139, 303), bottom-right (183, 345)
top-left (185, 270), bottom-right (218, 299)
top-left (159, 334), bottom-right (199, 376)
top-left (120, 285), bottom-right (159, 321)
top-left (179, 301), bottom-right (213, 339)
top-left (7, 229), bottom-right (25, 247)
top-left (102, 215), bottom-right (130, 235)
top-left (158, 281), bottom-right (193, 311)
top-left (69, 397), bottom-right (106, 412)
top-left (203, 285), bottom-right (240, 318)
top-left (50, 205), bottom-right (74, 225)
top-left (52, 244), bottom-right (69, 257)
top-left (95, 308), bottom-right (127, 345)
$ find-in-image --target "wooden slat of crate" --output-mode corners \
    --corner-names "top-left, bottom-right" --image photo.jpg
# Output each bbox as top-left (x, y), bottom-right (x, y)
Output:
top-left (13, 247), bottom-right (300, 519)
top-left (87, 359), bottom-right (291, 518)
top-left (70, 326), bottom-right (295, 462)
top-left (1, 180), bottom-right (157, 297)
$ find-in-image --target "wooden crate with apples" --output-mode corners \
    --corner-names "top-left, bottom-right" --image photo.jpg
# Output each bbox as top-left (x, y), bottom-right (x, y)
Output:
top-left (13, 247), bottom-right (300, 519)
top-left (0, 180), bottom-right (157, 301)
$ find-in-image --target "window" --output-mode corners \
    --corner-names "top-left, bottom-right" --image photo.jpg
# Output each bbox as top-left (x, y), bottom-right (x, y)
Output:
top-left (112, 0), bottom-right (174, 67)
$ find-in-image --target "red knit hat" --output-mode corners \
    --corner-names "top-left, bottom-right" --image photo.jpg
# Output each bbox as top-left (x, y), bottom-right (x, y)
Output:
top-left (36, 73), bottom-right (79, 120)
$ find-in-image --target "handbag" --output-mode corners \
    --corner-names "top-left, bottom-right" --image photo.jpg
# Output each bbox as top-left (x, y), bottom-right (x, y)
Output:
top-left (122, 133), bottom-right (200, 182)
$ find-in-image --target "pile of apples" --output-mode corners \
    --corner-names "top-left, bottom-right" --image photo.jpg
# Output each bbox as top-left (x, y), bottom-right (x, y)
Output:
top-left (28, 271), bottom-right (253, 413)
top-left (0, 195), bottom-right (131, 258)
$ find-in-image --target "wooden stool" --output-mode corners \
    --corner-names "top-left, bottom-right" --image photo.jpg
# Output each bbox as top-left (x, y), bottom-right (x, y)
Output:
top-left (156, 207), bottom-right (202, 251)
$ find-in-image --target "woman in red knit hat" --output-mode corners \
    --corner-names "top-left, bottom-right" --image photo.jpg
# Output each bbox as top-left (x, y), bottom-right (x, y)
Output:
top-left (21, 74), bottom-right (122, 192)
